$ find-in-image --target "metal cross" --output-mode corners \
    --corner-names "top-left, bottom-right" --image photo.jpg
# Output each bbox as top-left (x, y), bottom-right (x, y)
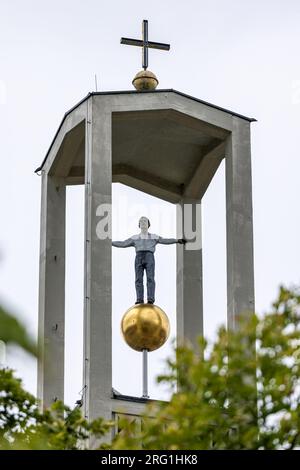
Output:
top-left (121, 20), bottom-right (170, 70)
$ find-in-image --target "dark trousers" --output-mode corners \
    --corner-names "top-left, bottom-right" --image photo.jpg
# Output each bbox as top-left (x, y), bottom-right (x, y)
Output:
top-left (135, 251), bottom-right (155, 303)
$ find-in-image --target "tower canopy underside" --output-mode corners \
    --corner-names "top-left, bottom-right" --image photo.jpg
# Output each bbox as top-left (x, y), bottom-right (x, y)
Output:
top-left (48, 106), bottom-right (230, 203)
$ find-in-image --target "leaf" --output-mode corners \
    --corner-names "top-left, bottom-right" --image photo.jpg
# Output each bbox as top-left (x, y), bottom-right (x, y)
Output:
top-left (0, 305), bottom-right (37, 356)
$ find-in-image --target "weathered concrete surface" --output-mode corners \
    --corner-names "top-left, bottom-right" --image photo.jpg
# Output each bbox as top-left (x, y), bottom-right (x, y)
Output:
top-left (82, 96), bottom-right (112, 426)
top-left (37, 90), bottom-right (255, 431)
top-left (39, 92), bottom-right (233, 203)
top-left (176, 198), bottom-right (203, 347)
top-left (226, 117), bottom-right (255, 329)
top-left (37, 174), bottom-right (66, 408)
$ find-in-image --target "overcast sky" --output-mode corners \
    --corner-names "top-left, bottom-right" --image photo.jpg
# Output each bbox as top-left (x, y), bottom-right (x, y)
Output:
top-left (1, 0), bottom-right (300, 405)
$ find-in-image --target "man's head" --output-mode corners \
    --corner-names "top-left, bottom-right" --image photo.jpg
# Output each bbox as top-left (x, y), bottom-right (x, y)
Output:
top-left (138, 216), bottom-right (150, 229)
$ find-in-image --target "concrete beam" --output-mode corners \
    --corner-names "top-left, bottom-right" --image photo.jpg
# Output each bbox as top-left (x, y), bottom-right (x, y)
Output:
top-left (50, 120), bottom-right (85, 178)
top-left (37, 174), bottom-right (66, 408)
top-left (166, 109), bottom-right (229, 141)
top-left (66, 165), bottom-right (85, 185)
top-left (184, 141), bottom-right (226, 199)
top-left (112, 163), bottom-right (182, 203)
top-left (111, 399), bottom-right (147, 417)
top-left (43, 104), bottom-right (87, 175)
top-left (225, 118), bottom-right (255, 329)
top-left (98, 92), bottom-right (233, 132)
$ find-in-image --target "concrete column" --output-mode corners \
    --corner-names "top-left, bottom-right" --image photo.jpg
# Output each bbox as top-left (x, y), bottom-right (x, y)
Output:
top-left (176, 198), bottom-right (203, 346)
top-left (37, 174), bottom-right (66, 407)
top-left (225, 117), bottom-right (255, 330)
top-left (83, 97), bottom-right (112, 426)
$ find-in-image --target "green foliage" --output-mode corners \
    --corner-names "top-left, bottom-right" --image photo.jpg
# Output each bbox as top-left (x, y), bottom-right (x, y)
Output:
top-left (112, 286), bottom-right (300, 450)
top-left (0, 305), bottom-right (36, 356)
top-left (0, 368), bottom-right (39, 447)
top-left (0, 368), bottom-right (112, 449)
top-left (0, 305), bottom-right (112, 449)
top-left (1, 287), bottom-right (300, 449)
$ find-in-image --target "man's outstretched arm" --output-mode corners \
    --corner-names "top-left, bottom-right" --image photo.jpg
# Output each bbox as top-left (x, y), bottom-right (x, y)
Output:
top-left (158, 236), bottom-right (186, 245)
top-left (112, 238), bottom-right (134, 248)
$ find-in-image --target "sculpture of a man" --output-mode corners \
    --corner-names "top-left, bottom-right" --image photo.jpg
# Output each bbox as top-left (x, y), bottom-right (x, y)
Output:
top-left (112, 216), bottom-right (185, 305)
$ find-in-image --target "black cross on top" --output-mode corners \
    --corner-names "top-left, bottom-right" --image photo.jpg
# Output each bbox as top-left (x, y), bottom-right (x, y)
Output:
top-left (121, 20), bottom-right (170, 70)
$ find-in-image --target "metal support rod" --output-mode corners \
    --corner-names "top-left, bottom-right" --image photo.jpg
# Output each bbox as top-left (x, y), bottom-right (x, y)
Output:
top-left (142, 349), bottom-right (149, 398)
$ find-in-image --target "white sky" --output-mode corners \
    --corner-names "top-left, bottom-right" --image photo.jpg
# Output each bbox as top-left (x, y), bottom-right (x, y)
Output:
top-left (1, 0), bottom-right (300, 406)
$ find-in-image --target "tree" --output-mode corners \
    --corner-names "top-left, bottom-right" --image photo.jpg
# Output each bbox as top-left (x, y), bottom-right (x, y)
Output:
top-left (0, 367), bottom-right (112, 449)
top-left (0, 305), bottom-right (112, 449)
top-left (111, 287), bottom-right (300, 450)
top-left (2, 287), bottom-right (300, 449)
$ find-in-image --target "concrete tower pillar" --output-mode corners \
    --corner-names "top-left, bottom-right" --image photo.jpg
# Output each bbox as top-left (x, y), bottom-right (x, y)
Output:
top-left (83, 98), bottom-right (112, 423)
top-left (176, 198), bottom-right (203, 346)
top-left (226, 118), bottom-right (255, 330)
top-left (38, 174), bottom-right (66, 407)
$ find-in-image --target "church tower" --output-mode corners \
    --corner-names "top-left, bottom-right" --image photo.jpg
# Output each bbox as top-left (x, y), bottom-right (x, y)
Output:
top-left (36, 20), bottom-right (255, 440)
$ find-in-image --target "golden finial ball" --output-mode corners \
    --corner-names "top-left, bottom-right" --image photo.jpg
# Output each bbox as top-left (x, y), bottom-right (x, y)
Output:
top-left (121, 304), bottom-right (170, 352)
top-left (132, 70), bottom-right (159, 91)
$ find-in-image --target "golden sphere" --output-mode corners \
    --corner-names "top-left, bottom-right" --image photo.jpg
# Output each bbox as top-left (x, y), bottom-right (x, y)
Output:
top-left (121, 304), bottom-right (170, 352)
top-left (132, 70), bottom-right (159, 91)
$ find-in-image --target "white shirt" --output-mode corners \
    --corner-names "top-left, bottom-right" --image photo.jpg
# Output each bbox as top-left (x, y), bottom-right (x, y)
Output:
top-left (112, 232), bottom-right (178, 253)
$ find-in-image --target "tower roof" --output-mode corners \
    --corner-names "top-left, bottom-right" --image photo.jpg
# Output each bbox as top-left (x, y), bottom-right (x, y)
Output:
top-left (35, 89), bottom-right (256, 174)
